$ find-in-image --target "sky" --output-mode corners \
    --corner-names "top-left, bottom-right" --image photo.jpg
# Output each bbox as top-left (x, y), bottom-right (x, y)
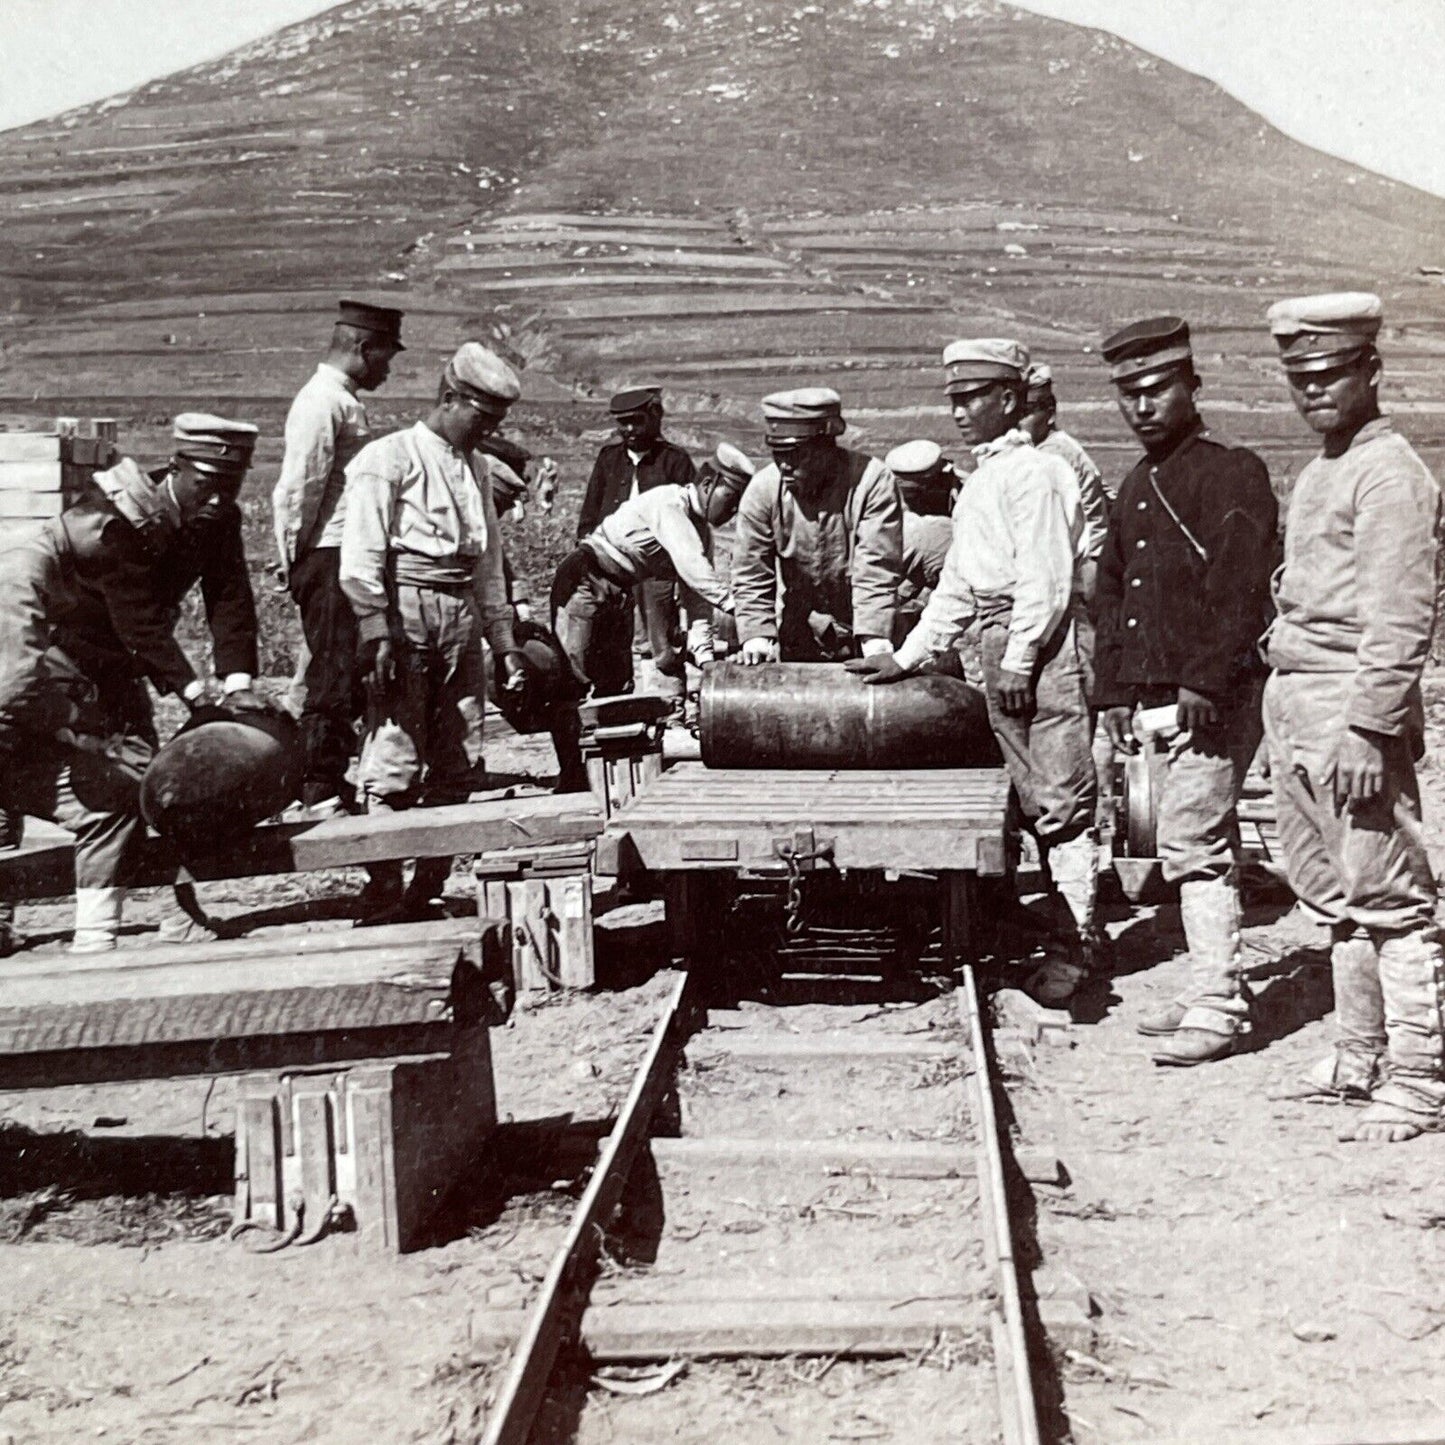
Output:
top-left (1, 0), bottom-right (1443, 196)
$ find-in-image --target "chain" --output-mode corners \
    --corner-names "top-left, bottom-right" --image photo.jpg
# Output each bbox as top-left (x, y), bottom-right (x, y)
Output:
top-left (774, 842), bottom-right (835, 938)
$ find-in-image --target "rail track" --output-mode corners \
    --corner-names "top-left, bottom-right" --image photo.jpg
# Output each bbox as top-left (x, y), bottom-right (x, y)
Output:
top-left (477, 898), bottom-right (1041, 1445)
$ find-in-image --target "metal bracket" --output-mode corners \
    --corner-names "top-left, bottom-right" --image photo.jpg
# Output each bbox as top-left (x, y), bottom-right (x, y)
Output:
top-left (771, 828), bottom-right (835, 873)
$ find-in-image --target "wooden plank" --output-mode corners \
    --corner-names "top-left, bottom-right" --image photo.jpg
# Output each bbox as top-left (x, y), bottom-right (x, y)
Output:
top-left (0, 794), bottom-right (604, 901)
top-left (0, 918), bottom-right (506, 1088)
top-left (0, 461), bottom-right (64, 490)
top-left (0, 491), bottom-right (63, 518)
top-left (512, 877), bottom-right (551, 992)
top-left (650, 1136), bottom-right (975, 1180)
top-left (473, 1297), bottom-right (984, 1360)
top-left (0, 434), bottom-right (62, 462)
top-left (690, 1032), bottom-right (955, 1061)
top-left (481, 971), bottom-right (693, 1445)
top-left (554, 875), bottom-right (594, 990)
top-left (628, 823), bottom-right (988, 873)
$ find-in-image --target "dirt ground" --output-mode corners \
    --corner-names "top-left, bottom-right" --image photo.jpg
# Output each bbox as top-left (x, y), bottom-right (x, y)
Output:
top-left (1004, 674), bottom-right (1445, 1443)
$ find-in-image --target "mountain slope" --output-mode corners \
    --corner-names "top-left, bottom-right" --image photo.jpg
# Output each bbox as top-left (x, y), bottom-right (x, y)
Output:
top-left (1, 0), bottom-right (1443, 578)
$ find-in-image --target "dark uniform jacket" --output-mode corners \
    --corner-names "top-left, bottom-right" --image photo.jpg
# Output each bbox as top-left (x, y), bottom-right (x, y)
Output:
top-left (576, 437), bottom-right (696, 539)
top-left (59, 483), bottom-right (257, 700)
top-left (1092, 423), bottom-right (1277, 710)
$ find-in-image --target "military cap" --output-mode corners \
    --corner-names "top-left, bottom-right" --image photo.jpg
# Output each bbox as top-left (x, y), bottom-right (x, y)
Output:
top-left (885, 439), bottom-right (945, 479)
top-left (1100, 317), bottom-right (1193, 384)
top-left (609, 385), bottom-right (663, 415)
top-left (761, 387), bottom-right (846, 442)
top-left (337, 297), bottom-right (405, 348)
top-left (713, 441), bottom-right (756, 484)
top-left (445, 342), bottom-right (521, 414)
top-left (1024, 362), bottom-right (1055, 407)
top-left (942, 339), bottom-right (1030, 395)
top-left (172, 413), bottom-right (259, 474)
top-left (1266, 291), bottom-right (1382, 373)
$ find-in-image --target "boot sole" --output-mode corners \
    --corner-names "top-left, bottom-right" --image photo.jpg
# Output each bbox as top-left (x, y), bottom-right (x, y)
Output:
top-left (1135, 1021), bottom-right (1182, 1038)
top-left (1151, 1040), bottom-right (1237, 1067)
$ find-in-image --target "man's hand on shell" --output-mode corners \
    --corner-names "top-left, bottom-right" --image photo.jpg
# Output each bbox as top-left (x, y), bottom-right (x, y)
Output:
top-left (845, 653), bottom-right (909, 686)
top-left (739, 637), bottom-right (779, 666)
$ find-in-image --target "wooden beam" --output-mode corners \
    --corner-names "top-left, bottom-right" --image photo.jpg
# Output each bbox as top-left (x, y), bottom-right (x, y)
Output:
top-left (0, 793), bottom-right (603, 901)
top-left (472, 1297), bottom-right (985, 1360)
top-left (689, 1032), bottom-right (956, 1061)
top-left (0, 918), bottom-right (507, 1089)
top-left (649, 1136), bottom-right (975, 1180)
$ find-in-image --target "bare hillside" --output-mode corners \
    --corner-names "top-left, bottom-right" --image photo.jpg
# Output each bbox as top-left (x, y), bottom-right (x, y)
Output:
top-left (2, 0), bottom-right (1444, 615)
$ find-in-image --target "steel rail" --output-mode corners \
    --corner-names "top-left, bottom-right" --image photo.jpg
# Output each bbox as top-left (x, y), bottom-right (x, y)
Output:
top-left (480, 969), bottom-right (695, 1445)
top-left (960, 967), bottom-right (1042, 1445)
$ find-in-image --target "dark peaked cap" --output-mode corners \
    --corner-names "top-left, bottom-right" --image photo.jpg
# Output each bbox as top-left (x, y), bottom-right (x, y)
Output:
top-left (1100, 316), bottom-right (1192, 383)
top-left (338, 298), bottom-right (405, 348)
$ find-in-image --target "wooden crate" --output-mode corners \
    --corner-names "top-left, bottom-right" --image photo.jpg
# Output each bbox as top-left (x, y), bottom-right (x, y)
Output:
top-left (0, 419), bottom-right (117, 537)
top-left (475, 842), bottom-right (595, 992)
top-left (234, 1025), bottom-right (496, 1254)
top-left (578, 694), bottom-right (669, 820)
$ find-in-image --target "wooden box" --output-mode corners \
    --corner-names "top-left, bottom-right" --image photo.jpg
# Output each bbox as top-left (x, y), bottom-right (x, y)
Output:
top-left (475, 843), bottom-right (595, 992)
top-left (234, 1025), bottom-right (497, 1254)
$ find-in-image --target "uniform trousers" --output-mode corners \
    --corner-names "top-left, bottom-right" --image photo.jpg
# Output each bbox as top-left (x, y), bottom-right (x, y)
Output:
top-left (358, 583), bottom-right (486, 808)
top-left (976, 611), bottom-right (1096, 846)
top-left (289, 546), bottom-right (361, 802)
top-left (0, 686), bottom-right (152, 892)
top-left (552, 548), bottom-right (689, 698)
top-left (1262, 670), bottom-right (1436, 932)
top-left (1145, 677), bottom-right (1264, 886)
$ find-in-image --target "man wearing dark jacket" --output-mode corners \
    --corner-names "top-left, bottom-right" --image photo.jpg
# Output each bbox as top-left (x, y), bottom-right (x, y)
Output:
top-left (576, 387), bottom-right (697, 699)
top-left (1093, 318), bottom-right (1278, 1066)
top-left (0, 414), bottom-right (261, 954)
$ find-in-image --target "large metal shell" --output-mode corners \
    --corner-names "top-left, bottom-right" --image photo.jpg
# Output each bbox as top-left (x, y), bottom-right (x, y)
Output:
top-left (140, 708), bottom-right (303, 852)
top-left (700, 662), bottom-right (1002, 769)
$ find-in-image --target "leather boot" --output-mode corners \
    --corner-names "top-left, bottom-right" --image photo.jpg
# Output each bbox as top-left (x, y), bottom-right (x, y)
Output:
top-left (1152, 874), bottom-right (1248, 1067)
top-left (1288, 932), bottom-right (1386, 1101)
top-left (71, 886), bottom-right (125, 954)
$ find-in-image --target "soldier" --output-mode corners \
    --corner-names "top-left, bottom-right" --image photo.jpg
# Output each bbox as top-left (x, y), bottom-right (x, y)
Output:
top-left (732, 388), bottom-right (903, 665)
top-left (550, 463), bottom-right (749, 788)
top-left (553, 464), bottom-right (744, 696)
top-left (884, 439), bottom-right (957, 644)
top-left (273, 299), bottom-right (404, 817)
top-left (0, 415), bottom-right (260, 953)
top-left (576, 386), bottom-right (697, 708)
top-left (849, 341), bottom-right (1096, 1002)
top-left (1263, 292), bottom-right (1444, 1142)
top-left (1093, 318), bottom-right (1278, 1065)
top-left (340, 342), bottom-right (529, 924)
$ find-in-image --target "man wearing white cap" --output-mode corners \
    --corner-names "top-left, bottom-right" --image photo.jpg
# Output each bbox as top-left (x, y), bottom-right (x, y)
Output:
top-left (0, 413), bottom-right (262, 953)
top-left (884, 439), bottom-right (958, 646)
top-left (733, 388), bottom-right (903, 664)
top-left (340, 342), bottom-right (529, 924)
top-left (850, 341), bottom-right (1097, 1002)
top-left (1264, 292), bottom-right (1445, 1142)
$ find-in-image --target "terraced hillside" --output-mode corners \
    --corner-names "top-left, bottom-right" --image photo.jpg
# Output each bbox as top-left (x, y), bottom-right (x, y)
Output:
top-left (3, 0), bottom-right (1445, 603)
